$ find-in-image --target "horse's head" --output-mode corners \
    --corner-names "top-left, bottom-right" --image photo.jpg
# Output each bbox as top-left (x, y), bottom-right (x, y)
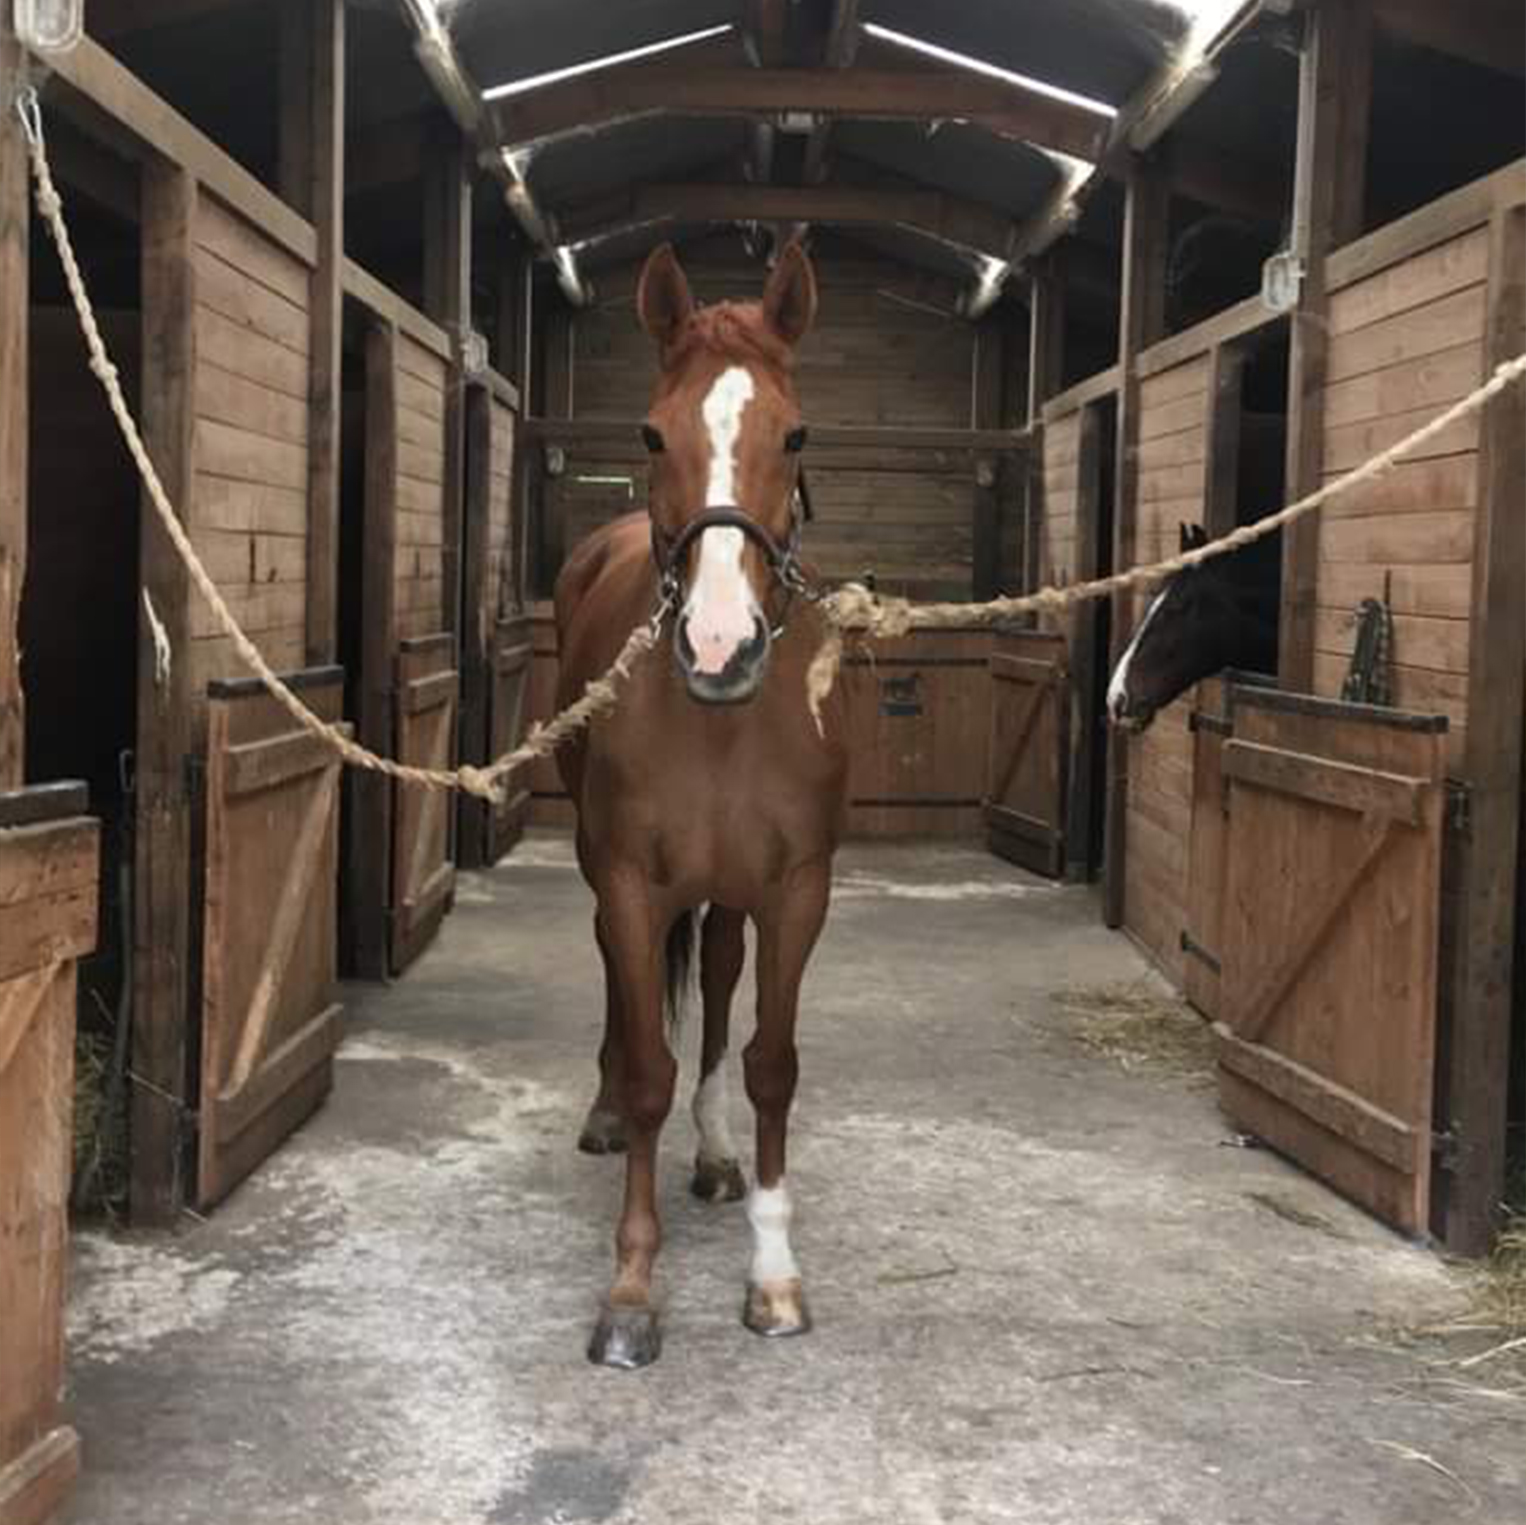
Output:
top-left (1107, 523), bottom-right (1252, 731)
top-left (636, 240), bottom-right (816, 705)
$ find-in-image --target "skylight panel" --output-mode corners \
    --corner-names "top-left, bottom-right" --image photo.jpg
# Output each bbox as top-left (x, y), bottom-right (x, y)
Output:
top-left (482, 24), bottom-right (733, 101)
top-left (861, 22), bottom-right (1119, 118)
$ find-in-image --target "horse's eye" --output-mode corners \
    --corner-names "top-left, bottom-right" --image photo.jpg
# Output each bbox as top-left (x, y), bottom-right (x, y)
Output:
top-left (641, 424), bottom-right (665, 454)
top-left (784, 425), bottom-right (808, 454)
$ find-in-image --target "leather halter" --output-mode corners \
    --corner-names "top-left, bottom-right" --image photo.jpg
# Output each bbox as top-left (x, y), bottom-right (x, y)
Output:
top-left (649, 500), bottom-right (811, 623)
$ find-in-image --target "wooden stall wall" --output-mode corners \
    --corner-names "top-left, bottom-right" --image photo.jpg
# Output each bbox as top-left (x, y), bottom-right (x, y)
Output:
top-left (559, 241), bottom-right (982, 599)
top-left (0, 790), bottom-right (98, 1525)
top-left (1312, 226), bottom-right (1489, 771)
top-left (1123, 355), bottom-right (1211, 983)
top-left (188, 193), bottom-right (312, 697)
top-left (1037, 411), bottom-right (1082, 596)
top-left (392, 333), bottom-right (449, 640)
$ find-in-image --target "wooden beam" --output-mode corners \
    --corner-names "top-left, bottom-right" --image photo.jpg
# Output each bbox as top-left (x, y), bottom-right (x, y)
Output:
top-left (1105, 154), bottom-right (1171, 931)
top-left (742, 0), bottom-right (788, 194)
top-left (278, 0), bottom-right (345, 666)
top-left (456, 383), bottom-right (493, 873)
top-left (1202, 343), bottom-right (1247, 540)
top-left (347, 319), bottom-right (398, 981)
top-left (493, 65), bottom-right (1112, 162)
top-left (0, 27), bottom-right (27, 792)
top-left (1374, 0), bottom-right (1525, 77)
top-left (797, 0), bottom-right (864, 242)
top-left (1440, 202), bottom-right (1525, 1255)
top-left (1026, 257), bottom-right (1066, 425)
top-left (132, 162), bottom-right (197, 1225)
top-left (559, 181), bottom-right (1021, 258)
top-left (423, 133), bottom-right (472, 644)
top-left (1281, 0), bottom-right (1372, 692)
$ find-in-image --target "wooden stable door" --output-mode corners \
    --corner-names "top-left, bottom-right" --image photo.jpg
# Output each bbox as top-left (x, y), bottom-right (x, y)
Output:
top-left (390, 637), bottom-right (458, 973)
top-left (984, 629), bottom-right (1069, 877)
top-left (1216, 687), bottom-right (1448, 1235)
top-left (0, 789), bottom-right (97, 1525)
top-left (483, 614), bottom-right (532, 862)
top-left (197, 674), bottom-right (346, 1208)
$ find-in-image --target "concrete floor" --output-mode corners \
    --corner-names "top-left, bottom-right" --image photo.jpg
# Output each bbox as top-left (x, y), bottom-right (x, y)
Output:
top-left (63, 836), bottom-right (1522, 1525)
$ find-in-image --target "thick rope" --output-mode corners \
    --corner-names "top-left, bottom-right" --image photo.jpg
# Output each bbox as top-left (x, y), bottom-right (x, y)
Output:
top-left (805, 349), bottom-right (1526, 721)
top-left (16, 88), bottom-right (657, 805)
top-left (15, 91), bottom-right (1526, 787)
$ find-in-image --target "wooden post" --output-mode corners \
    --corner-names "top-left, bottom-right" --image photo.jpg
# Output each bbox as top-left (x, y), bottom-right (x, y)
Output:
top-left (1202, 342), bottom-right (1246, 539)
top-left (1103, 153), bottom-right (1170, 929)
top-left (1280, 0), bottom-right (1371, 690)
top-left (456, 384), bottom-right (493, 870)
top-left (0, 27), bottom-right (28, 790)
top-left (1023, 257), bottom-right (1065, 595)
top-left (347, 320), bottom-right (398, 980)
top-left (510, 257), bottom-right (534, 609)
top-left (1067, 401), bottom-right (1106, 880)
top-left (279, 0), bottom-right (345, 666)
top-left (132, 162), bottom-right (198, 1224)
top-left (424, 133), bottom-right (472, 641)
top-left (539, 303), bottom-right (574, 594)
top-left (1441, 203), bottom-right (1525, 1254)
top-left (971, 316), bottom-right (1005, 600)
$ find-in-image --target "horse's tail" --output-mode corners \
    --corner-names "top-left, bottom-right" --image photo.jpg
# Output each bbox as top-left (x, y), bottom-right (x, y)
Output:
top-left (664, 909), bottom-right (699, 1028)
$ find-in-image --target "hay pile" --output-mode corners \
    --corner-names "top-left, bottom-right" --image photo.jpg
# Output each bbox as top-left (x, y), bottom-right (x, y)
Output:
top-left (1050, 981), bottom-right (1215, 1082)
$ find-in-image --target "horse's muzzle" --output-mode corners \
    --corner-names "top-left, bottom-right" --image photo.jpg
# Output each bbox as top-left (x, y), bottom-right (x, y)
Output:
top-left (1107, 691), bottom-right (1155, 733)
top-left (674, 613), bottom-right (771, 704)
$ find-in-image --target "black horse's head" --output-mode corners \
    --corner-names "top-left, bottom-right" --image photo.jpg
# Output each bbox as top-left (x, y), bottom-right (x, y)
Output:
top-left (1107, 524), bottom-right (1279, 732)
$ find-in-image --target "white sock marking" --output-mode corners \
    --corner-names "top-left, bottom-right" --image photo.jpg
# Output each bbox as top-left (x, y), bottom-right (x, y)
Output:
top-left (1106, 587), bottom-right (1167, 723)
top-left (685, 366), bottom-right (761, 673)
top-left (746, 1181), bottom-right (800, 1286)
top-left (692, 1060), bottom-right (738, 1163)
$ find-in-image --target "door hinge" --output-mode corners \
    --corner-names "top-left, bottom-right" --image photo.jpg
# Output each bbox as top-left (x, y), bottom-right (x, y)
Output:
top-left (1445, 780), bottom-right (1471, 837)
top-left (1431, 1127), bottom-right (1460, 1171)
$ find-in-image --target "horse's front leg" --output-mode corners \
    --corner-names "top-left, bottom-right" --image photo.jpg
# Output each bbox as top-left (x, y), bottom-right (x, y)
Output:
top-left (577, 912), bottom-right (627, 1155)
top-left (692, 905), bottom-right (747, 1203)
top-left (587, 878), bottom-right (677, 1369)
top-left (742, 860), bottom-right (831, 1338)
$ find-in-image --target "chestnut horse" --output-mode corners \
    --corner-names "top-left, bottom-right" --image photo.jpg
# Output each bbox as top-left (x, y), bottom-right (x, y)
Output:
top-left (553, 241), bottom-right (848, 1368)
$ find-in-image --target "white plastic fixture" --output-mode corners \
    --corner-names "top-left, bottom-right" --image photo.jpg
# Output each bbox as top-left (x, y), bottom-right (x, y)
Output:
top-left (14, 0), bottom-right (83, 54)
top-left (1261, 250), bottom-right (1304, 314)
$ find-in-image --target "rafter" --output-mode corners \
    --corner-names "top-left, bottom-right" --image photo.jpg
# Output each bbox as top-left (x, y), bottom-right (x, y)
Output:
top-left (493, 62), bottom-right (1113, 161)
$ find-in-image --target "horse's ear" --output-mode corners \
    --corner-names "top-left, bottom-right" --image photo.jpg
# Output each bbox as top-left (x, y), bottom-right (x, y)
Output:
top-left (1180, 522), bottom-right (1208, 552)
top-left (637, 243), bottom-right (694, 347)
top-left (762, 239), bottom-right (818, 345)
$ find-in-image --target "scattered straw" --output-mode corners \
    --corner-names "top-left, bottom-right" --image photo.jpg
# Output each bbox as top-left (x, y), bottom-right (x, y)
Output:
top-left (1049, 980), bottom-right (1214, 1081)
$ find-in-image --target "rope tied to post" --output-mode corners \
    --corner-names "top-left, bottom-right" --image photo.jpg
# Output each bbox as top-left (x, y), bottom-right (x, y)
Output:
top-left (14, 89), bottom-right (1526, 791)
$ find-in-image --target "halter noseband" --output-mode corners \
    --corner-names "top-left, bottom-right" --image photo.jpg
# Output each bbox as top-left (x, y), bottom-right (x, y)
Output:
top-left (649, 497), bottom-right (814, 635)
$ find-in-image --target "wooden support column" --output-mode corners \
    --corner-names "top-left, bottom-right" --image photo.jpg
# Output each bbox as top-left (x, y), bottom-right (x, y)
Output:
top-left (1440, 203), bottom-right (1526, 1254)
top-left (1202, 343), bottom-right (1247, 539)
top-left (279, 0), bottom-right (345, 666)
top-left (971, 317), bottom-right (1005, 600)
top-left (1023, 257), bottom-right (1066, 594)
top-left (1280, 0), bottom-right (1371, 690)
top-left (424, 133), bottom-right (472, 641)
top-left (537, 302), bottom-right (574, 595)
top-left (1067, 401), bottom-right (1107, 881)
top-left (1, 27), bottom-right (28, 791)
top-left (456, 385), bottom-right (493, 871)
top-left (1103, 153), bottom-right (1170, 930)
top-left (132, 162), bottom-right (198, 1223)
top-left (346, 320), bottom-right (398, 980)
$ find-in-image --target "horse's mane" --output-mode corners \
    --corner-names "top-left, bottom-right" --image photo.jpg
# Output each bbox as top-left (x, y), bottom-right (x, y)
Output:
top-left (656, 301), bottom-right (793, 392)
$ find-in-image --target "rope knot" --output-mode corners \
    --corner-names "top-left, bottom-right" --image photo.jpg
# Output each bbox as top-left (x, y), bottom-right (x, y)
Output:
top-left (456, 765), bottom-right (503, 804)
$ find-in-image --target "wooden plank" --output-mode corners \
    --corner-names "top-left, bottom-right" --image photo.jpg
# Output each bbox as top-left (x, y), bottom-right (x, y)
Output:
top-left (0, 1426), bottom-right (80, 1525)
top-left (132, 162), bottom-right (197, 1226)
top-left (1282, 0), bottom-right (1373, 693)
top-left (1202, 346), bottom-right (1246, 538)
top-left (1135, 295), bottom-right (1278, 380)
top-left (1439, 203), bottom-right (1526, 1255)
top-left (1326, 160), bottom-right (1525, 292)
top-left (47, 38), bottom-right (317, 266)
top-left (0, 27), bottom-right (25, 790)
top-left (346, 321), bottom-right (398, 980)
top-left (1325, 283), bottom-right (1487, 385)
top-left (1040, 365), bottom-right (1118, 425)
top-left (1328, 228), bottom-right (1490, 337)
top-left (195, 194), bottom-right (309, 309)
top-left (1224, 741), bottom-right (1424, 825)
top-left (195, 362), bottom-right (308, 444)
top-left (458, 387), bottom-right (493, 870)
top-left (341, 258), bottom-right (451, 358)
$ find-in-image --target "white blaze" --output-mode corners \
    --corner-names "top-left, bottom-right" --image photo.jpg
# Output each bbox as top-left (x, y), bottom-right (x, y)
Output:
top-left (692, 1060), bottom-right (738, 1163)
top-left (746, 1182), bottom-right (800, 1286)
top-left (1106, 587), bottom-right (1167, 723)
top-left (685, 366), bottom-right (761, 676)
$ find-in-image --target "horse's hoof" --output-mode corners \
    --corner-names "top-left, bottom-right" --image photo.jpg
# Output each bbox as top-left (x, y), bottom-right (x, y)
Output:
top-left (577, 1109), bottom-right (627, 1155)
top-left (743, 1279), bottom-right (812, 1339)
top-left (690, 1154), bottom-right (747, 1203)
top-left (588, 1305), bottom-right (661, 1369)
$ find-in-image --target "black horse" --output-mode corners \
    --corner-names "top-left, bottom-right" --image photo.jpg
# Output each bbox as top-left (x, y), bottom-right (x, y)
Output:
top-left (1106, 524), bottom-right (1280, 731)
